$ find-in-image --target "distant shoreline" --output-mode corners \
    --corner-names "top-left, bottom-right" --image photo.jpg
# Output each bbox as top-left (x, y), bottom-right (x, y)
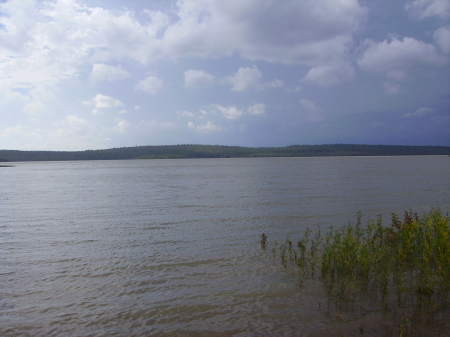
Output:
top-left (0, 144), bottom-right (448, 162)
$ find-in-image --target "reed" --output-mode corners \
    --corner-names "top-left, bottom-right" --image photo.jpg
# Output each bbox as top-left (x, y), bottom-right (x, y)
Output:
top-left (263, 209), bottom-right (450, 335)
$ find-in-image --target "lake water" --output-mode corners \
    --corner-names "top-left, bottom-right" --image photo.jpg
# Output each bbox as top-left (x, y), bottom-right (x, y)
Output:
top-left (0, 156), bottom-right (449, 336)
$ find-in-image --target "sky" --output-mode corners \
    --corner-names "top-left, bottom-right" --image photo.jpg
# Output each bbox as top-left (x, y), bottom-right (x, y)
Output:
top-left (0, 0), bottom-right (449, 151)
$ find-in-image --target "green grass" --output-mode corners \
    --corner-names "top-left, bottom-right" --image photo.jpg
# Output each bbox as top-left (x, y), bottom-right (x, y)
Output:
top-left (264, 209), bottom-right (450, 335)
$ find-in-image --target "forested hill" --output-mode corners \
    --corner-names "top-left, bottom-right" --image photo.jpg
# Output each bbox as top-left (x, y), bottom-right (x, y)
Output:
top-left (0, 144), bottom-right (449, 162)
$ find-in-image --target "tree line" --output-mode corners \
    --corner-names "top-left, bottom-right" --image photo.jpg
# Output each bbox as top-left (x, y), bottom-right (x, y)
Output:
top-left (0, 144), bottom-right (448, 162)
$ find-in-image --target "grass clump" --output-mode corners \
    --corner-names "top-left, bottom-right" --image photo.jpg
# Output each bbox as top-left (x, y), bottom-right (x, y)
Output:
top-left (264, 209), bottom-right (450, 335)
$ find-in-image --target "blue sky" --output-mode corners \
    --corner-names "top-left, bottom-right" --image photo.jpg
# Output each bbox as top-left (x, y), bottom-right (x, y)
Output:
top-left (0, 0), bottom-right (449, 150)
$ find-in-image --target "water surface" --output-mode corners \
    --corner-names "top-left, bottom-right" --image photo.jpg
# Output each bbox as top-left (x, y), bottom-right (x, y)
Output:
top-left (0, 156), bottom-right (449, 336)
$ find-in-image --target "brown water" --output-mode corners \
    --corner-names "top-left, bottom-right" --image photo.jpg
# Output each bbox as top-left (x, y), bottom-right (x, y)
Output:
top-left (0, 156), bottom-right (449, 336)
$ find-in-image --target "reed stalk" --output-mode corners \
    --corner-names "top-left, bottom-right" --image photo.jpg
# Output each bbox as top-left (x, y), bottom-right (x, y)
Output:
top-left (263, 209), bottom-right (450, 335)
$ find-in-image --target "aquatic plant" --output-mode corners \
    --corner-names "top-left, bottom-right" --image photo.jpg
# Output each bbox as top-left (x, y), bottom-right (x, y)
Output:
top-left (264, 209), bottom-right (450, 335)
top-left (260, 233), bottom-right (267, 247)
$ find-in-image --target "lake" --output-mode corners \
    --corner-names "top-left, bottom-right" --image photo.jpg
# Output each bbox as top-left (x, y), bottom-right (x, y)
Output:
top-left (0, 156), bottom-right (449, 336)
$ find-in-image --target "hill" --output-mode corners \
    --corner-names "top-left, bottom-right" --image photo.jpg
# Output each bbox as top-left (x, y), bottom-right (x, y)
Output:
top-left (0, 144), bottom-right (448, 162)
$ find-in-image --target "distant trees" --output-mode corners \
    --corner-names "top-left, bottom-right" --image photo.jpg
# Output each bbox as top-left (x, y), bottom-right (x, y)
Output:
top-left (0, 144), bottom-right (448, 162)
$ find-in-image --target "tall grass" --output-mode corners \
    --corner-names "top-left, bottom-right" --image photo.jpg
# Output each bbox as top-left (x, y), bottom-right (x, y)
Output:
top-left (264, 209), bottom-right (450, 335)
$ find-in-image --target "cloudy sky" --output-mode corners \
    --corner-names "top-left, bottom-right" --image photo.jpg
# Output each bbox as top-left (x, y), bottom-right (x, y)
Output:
top-left (1, 0), bottom-right (449, 150)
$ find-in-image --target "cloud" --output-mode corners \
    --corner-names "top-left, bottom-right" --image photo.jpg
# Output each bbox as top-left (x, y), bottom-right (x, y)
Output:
top-left (93, 94), bottom-right (123, 108)
top-left (135, 76), bottom-right (164, 94)
top-left (304, 62), bottom-right (354, 87)
top-left (405, 0), bottom-right (450, 20)
top-left (247, 103), bottom-right (266, 115)
top-left (114, 119), bottom-right (130, 133)
top-left (216, 105), bottom-right (243, 119)
top-left (0, 0), bottom-right (85, 90)
top-left (118, 110), bottom-right (128, 114)
top-left (23, 100), bottom-right (47, 116)
top-left (92, 94), bottom-right (123, 115)
top-left (225, 66), bottom-right (262, 92)
top-left (1, 124), bottom-right (37, 137)
top-left (0, 0), bottom-right (366, 92)
top-left (265, 79), bottom-right (283, 89)
top-left (188, 121), bottom-right (221, 133)
top-left (90, 64), bottom-right (130, 83)
top-left (138, 120), bottom-right (179, 131)
top-left (0, 0), bottom-right (166, 91)
top-left (184, 69), bottom-right (215, 88)
top-left (47, 114), bottom-right (107, 150)
top-left (402, 107), bottom-right (435, 118)
top-left (358, 37), bottom-right (447, 78)
top-left (0, 0), bottom-right (39, 53)
top-left (433, 26), bottom-right (450, 54)
top-left (55, 115), bottom-right (93, 137)
top-left (299, 99), bottom-right (324, 122)
top-left (224, 66), bottom-right (282, 92)
top-left (163, 0), bottom-right (366, 66)
top-left (22, 86), bottom-right (55, 116)
top-left (383, 82), bottom-right (405, 95)
top-left (177, 110), bottom-right (195, 117)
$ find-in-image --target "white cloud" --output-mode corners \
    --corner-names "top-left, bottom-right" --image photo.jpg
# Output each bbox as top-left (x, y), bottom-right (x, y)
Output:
top-left (55, 115), bottom-right (93, 137)
top-left (93, 94), bottom-right (123, 108)
top-left (143, 9), bottom-right (171, 36)
top-left (358, 37), bottom-right (447, 78)
top-left (90, 64), bottom-right (130, 83)
top-left (66, 114), bottom-right (89, 127)
top-left (177, 110), bottom-right (194, 117)
top-left (401, 107), bottom-right (435, 118)
top-left (216, 105), bottom-right (243, 119)
top-left (225, 66), bottom-right (262, 92)
top-left (299, 99), bottom-right (324, 122)
top-left (224, 66), bottom-right (284, 91)
top-left (23, 100), bottom-right (47, 116)
top-left (0, 0), bottom-right (366, 92)
top-left (386, 70), bottom-right (407, 81)
top-left (304, 62), bottom-right (354, 87)
top-left (383, 82), bottom-right (405, 95)
top-left (265, 79), bottom-right (283, 89)
top-left (114, 119), bottom-right (130, 133)
top-left (118, 110), bottom-right (128, 114)
top-left (0, 0), bottom-right (84, 90)
top-left (0, 0), bottom-right (165, 91)
top-left (433, 26), bottom-right (450, 54)
top-left (188, 121), bottom-right (221, 133)
top-left (247, 103), bottom-right (266, 115)
top-left (184, 69), bottom-right (215, 88)
top-left (138, 120), bottom-right (179, 131)
top-left (92, 94), bottom-right (123, 114)
top-left (163, 0), bottom-right (366, 67)
top-left (22, 86), bottom-right (55, 116)
top-left (2, 124), bottom-right (34, 137)
top-left (47, 114), bottom-right (106, 150)
top-left (0, 0), bottom-right (39, 53)
top-left (405, 0), bottom-right (450, 20)
top-left (135, 76), bottom-right (164, 94)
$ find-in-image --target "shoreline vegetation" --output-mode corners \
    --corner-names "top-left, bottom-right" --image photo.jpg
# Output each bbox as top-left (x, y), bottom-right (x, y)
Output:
top-left (0, 144), bottom-right (449, 162)
top-left (263, 209), bottom-right (450, 336)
